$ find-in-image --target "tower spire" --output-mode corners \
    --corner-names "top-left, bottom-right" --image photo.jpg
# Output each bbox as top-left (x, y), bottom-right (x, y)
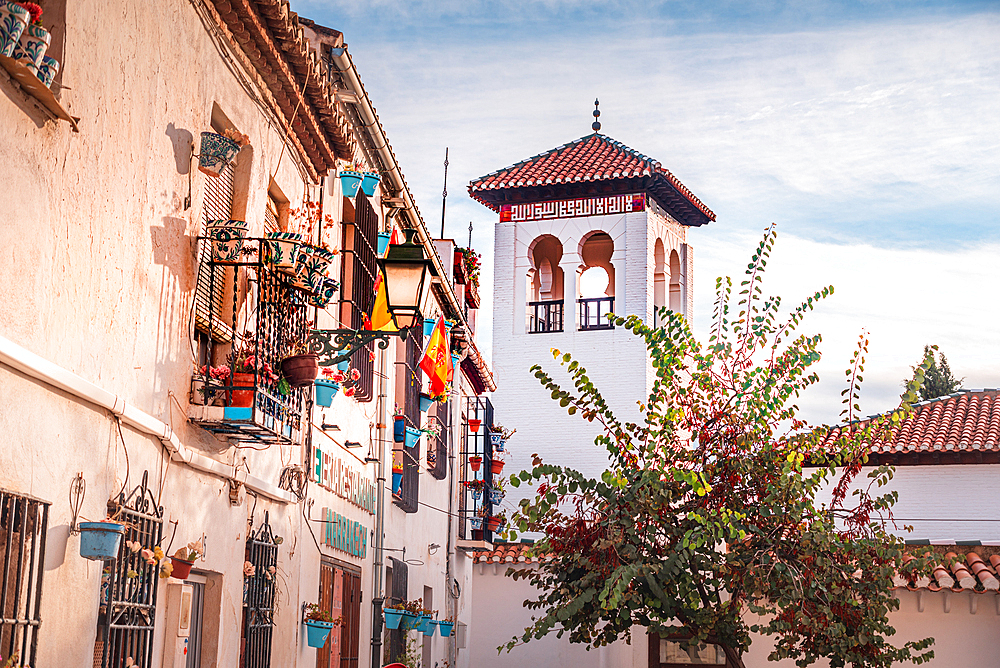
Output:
top-left (592, 98), bottom-right (601, 133)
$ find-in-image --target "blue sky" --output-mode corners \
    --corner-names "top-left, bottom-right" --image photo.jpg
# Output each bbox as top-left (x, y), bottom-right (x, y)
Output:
top-left (294, 0), bottom-right (999, 423)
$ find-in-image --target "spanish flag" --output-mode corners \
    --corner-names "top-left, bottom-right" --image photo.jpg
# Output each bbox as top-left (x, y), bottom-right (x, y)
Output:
top-left (419, 316), bottom-right (452, 397)
top-left (367, 273), bottom-right (397, 332)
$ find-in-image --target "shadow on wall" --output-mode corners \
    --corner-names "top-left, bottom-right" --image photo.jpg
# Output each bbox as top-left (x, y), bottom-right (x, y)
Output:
top-left (165, 123), bottom-right (194, 175)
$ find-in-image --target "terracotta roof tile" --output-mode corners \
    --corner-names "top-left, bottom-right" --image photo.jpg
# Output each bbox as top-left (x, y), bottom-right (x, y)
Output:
top-left (468, 133), bottom-right (715, 227)
top-left (896, 547), bottom-right (1000, 593)
top-left (818, 390), bottom-right (1000, 464)
top-left (472, 542), bottom-right (549, 564)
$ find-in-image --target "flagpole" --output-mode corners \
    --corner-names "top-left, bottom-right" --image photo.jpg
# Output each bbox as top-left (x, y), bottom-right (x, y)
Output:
top-left (440, 147), bottom-right (449, 239)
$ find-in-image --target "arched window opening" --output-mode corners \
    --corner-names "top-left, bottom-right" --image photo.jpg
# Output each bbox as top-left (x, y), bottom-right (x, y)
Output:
top-left (669, 249), bottom-right (682, 314)
top-left (527, 235), bottom-right (564, 333)
top-left (579, 232), bottom-right (615, 331)
top-left (653, 239), bottom-right (666, 327)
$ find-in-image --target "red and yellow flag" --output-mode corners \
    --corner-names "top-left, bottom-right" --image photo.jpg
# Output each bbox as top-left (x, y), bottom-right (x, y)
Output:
top-left (419, 316), bottom-right (452, 397)
top-left (367, 273), bottom-right (397, 332)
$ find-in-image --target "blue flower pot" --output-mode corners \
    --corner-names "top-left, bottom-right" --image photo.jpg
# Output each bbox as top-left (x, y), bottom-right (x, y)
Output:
top-left (493, 438), bottom-right (505, 453)
top-left (394, 417), bottom-right (405, 442)
top-left (337, 359), bottom-right (351, 372)
top-left (490, 433), bottom-right (504, 447)
top-left (305, 620), bottom-right (335, 648)
top-left (404, 427), bottom-right (421, 449)
top-left (423, 619), bottom-right (438, 636)
top-left (79, 522), bottom-right (124, 561)
top-left (198, 132), bottom-right (242, 177)
top-left (438, 621), bottom-right (454, 637)
top-left (377, 232), bottom-right (391, 256)
top-left (0, 2), bottom-right (30, 58)
top-left (392, 471), bottom-right (403, 495)
top-left (340, 171), bottom-right (363, 198)
top-left (263, 231), bottom-right (303, 274)
top-left (451, 354), bottom-right (461, 369)
top-left (489, 489), bottom-right (504, 505)
top-left (360, 172), bottom-right (381, 197)
top-left (419, 394), bottom-right (433, 413)
top-left (423, 318), bottom-right (437, 338)
top-left (469, 517), bottom-right (483, 531)
top-left (384, 607), bottom-right (405, 630)
top-left (470, 488), bottom-right (482, 501)
top-left (417, 614), bottom-right (432, 634)
top-left (315, 379), bottom-right (340, 407)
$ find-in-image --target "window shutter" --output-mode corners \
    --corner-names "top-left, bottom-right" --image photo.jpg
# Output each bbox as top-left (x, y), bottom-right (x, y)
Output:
top-left (386, 556), bottom-right (408, 663)
top-left (340, 193), bottom-right (378, 401)
top-left (264, 197), bottom-right (279, 234)
top-left (194, 164), bottom-right (236, 341)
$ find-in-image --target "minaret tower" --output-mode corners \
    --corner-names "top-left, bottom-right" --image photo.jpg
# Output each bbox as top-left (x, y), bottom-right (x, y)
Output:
top-left (468, 107), bottom-right (716, 497)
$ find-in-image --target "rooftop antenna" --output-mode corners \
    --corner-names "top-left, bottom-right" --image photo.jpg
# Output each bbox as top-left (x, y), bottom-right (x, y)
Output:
top-left (468, 221), bottom-right (473, 249)
top-left (440, 147), bottom-right (449, 239)
top-left (592, 98), bottom-right (601, 133)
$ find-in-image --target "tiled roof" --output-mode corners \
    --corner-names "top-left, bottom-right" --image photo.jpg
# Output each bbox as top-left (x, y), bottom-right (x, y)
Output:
top-left (472, 542), bottom-right (548, 564)
top-left (468, 134), bottom-right (715, 227)
top-left (896, 547), bottom-right (1000, 593)
top-left (819, 389), bottom-right (1000, 465)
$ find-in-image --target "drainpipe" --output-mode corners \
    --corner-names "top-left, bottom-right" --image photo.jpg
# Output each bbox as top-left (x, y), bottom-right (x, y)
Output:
top-left (370, 344), bottom-right (388, 668)
top-left (0, 333), bottom-right (295, 504)
top-left (446, 386), bottom-right (460, 668)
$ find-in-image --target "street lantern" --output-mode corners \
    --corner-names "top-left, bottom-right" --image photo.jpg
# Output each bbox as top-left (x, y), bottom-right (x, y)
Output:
top-left (377, 228), bottom-right (434, 330)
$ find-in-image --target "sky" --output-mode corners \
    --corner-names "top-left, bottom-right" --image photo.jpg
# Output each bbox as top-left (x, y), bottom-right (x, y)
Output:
top-left (293, 0), bottom-right (999, 424)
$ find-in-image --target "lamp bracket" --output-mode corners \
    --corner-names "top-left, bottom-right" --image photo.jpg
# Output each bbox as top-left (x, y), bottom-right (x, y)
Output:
top-left (308, 327), bottom-right (409, 366)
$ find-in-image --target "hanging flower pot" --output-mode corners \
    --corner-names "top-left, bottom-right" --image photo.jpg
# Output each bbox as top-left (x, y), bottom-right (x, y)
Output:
top-left (337, 359), bottom-right (351, 372)
top-left (315, 379), bottom-right (340, 407)
top-left (305, 619), bottom-right (335, 648)
top-left (404, 426), bottom-right (421, 449)
top-left (489, 433), bottom-right (505, 448)
top-left (438, 620), bottom-right (455, 637)
top-left (264, 231), bottom-right (303, 274)
top-left (79, 521), bottom-right (125, 561)
top-left (206, 219), bottom-right (249, 263)
top-left (339, 170), bottom-right (363, 198)
top-left (198, 132), bottom-right (242, 177)
top-left (307, 247), bottom-right (338, 293)
top-left (290, 244), bottom-right (315, 292)
top-left (468, 419), bottom-right (481, 433)
top-left (0, 2), bottom-right (29, 58)
top-left (488, 488), bottom-right (504, 505)
top-left (422, 318), bottom-right (437, 339)
top-left (306, 277), bottom-right (340, 309)
top-left (280, 353), bottom-right (319, 388)
top-left (469, 517), bottom-right (483, 531)
top-left (468, 456), bottom-right (482, 472)
top-left (470, 487), bottom-right (482, 501)
top-left (11, 22), bottom-right (49, 74)
top-left (377, 232), bottom-right (391, 256)
top-left (486, 516), bottom-right (502, 532)
top-left (422, 619), bottom-right (438, 637)
top-left (493, 438), bottom-right (506, 453)
top-left (170, 556), bottom-right (195, 580)
top-left (391, 468), bottom-right (403, 495)
top-left (230, 372), bottom-right (255, 408)
top-left (384, 607), bottom-right (405, 630)
top-left (419, 393), bottom-right (433, 413)
top-left (491, 459), bottom-right (505, 476)
top-left (393, 416), bottom-right (405, 442)
top-left (360, 172), bottom-right (381, 197)
top-left (417, 614), bottom-right (433, 635)
top-left (35, 54), bottom-right (58, 87)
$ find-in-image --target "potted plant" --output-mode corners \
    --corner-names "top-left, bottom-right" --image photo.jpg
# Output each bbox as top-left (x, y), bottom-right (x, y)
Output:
top-left (486, 513), bottom-right (504, 533)
top-left (169, 540), bottom-right (204, 580)
top-left (228, 335), bottom-right (278, 408)
top-left (198, 128), bottom-right (249, 177)
top-left (360, 170), bottom-right (381, 197)
top-left (464, 479), bottom-right (484, 501)
top-left (438, 616), bottom-right (455, 637)
top-left (10, 2), bottom-right (48, 74)
top-left (79, 517), bottom-right (126, 561)
top-left (393, 409), bottom-right (406, 441)
top-left (490, 424), bottom-right (514, 452)
top-left (0, 2), bottom-right (30, 58)
top-left (206, 219), bottom-right (250, 263)
top-left (422, 317), bottom-right (437, 339)
top-left (469, 516), bottom-right (483, 531)
top-left (314, 367), bottom-right (342, 407)
top-left (307, 276), bottom-right (340, 309)
top-left (468, 418), bottom-right (482, 433)
top-left (279, 338), bottom-right (319, 388)
top-left (490, 456), bottom-right (505, 476)
top-left (488, 478), bottom-right (505, 505)
top-left (339, 163), bottom-right (364, 198)
top-left (403, 425), bottom-right (421, 449)
top-left (377, 230), bottom-right (391, 256)
top-left (468, 455), bottom-right (482, 472)
top-left (192, 364), bottom-right (230, 405)
top-left (303, 603), bottom-right (340, 648)
top-left (392, 465), bottom-right (404, 495)
top-left (418, 392), bottom-right (433, 413)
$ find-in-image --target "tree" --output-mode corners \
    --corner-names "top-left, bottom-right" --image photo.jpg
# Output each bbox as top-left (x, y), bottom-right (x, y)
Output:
top-left (912, 345), bottom-right (963, 401)
top-left (504, 227), bottom-right (936, 668)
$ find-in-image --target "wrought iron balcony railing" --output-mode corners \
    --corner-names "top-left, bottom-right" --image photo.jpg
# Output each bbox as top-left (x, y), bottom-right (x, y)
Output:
top-left (528, 299), bottom-right (564, 333)
top-left (578, 296), bottom-right (615, 331)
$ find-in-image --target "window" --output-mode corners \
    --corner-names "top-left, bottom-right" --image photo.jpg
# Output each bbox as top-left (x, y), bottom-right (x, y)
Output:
top-left (384, 557), bottom-right (407, 665)
top-left (527, 235), bottom-right (565, 333)
top-left (649, 634), bottom-right (730, 667)
top-left (0, 488), bottom-right (49, 668)
top-left (318, 559), bottom-right (361, 668)
top-left (340, 193), bottom-right (378, 401)
top-left (393, 335), bottom-right (421, 513)
top-left (240, 513), bottom-right (279, 668)
top-left (578, 231), bottom-right (615, 331)
top-left (427, 398), bottom-right (449, 480)
top-left (94, 472), bottom-right (164, 668)
top-left (654, 239), bottom-right (666, 327)
top-left (194, 160), bottom-right (235, 343)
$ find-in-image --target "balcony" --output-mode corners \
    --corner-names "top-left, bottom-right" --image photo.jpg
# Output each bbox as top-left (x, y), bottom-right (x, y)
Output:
top-left (187, 238), bottom-right (309, 445)
top-left (458, 396), bottom-right (499, 552)
top-left (578, 296), bottom-right (615, 331)
top-left (528, 299), bottom-right (564, 333)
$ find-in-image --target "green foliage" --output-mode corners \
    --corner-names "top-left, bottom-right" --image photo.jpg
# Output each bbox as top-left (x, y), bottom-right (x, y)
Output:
top-left (911, 345), bottom-right (963, 401)
top-left (505, 227), bottom-right (936, 667)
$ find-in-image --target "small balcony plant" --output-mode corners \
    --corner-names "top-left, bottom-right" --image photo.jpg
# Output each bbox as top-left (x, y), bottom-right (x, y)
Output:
top-left (303, 603), bottom-right (341, 648)
top-left (168, 540), bottom-right (205, 580)
top-left (279, 337), bottom-right (319, 389)
top-left (198, 127), bottom-right (249, 177)
top-left (228, 335), bottom-right (278, 407)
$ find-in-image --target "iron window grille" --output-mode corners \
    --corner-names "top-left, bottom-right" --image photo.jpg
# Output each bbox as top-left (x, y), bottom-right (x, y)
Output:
top-left (95, 471), bottom-right (163, 668)
top-left (0, 488), bottom-right (49, 668)
top-left (528, 299), bottom-right (564, 333)
top-left (578, 296), bottom-right (615, 331)
top-left (427, 398), bottom-right (449, 480)
top-left (459, 396), bottom-right (495, 542)
top-left (241, 512), bottom-right (279, 668)
top-left (339, 192), bottom-right (378, 402)
top-left (194, 161), bottom-right (236, 342)
top-left (393, 335), bottom-right (422, 513)
top-left (384, 557), bottom-right (407, 665)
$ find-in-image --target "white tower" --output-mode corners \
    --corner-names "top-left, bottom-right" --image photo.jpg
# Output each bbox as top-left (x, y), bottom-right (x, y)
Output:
top-left (469, 127), bottom-right (715, 504)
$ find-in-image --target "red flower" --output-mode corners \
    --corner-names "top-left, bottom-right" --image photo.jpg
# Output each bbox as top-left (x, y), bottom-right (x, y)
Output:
top-left (15, 2), bottom-right (42, 23)
top-left (344, 386), bottom-right (356, 398)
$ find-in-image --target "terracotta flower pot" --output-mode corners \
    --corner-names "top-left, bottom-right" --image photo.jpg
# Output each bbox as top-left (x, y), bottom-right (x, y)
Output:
top-left (486, 516), bottom-right (501, 532)
top-left (170, 556), bottom-right (195, 580)
top-left (469, 456), bottom-right (482, 472)
top-left (231, 372), bottom-right (255, 408)
top-left (490, 459), bottom-right (505, 476)
top-left (468, 419), bottom-right (481, 433)
top-left (280, 353), bottom-right (318, 387)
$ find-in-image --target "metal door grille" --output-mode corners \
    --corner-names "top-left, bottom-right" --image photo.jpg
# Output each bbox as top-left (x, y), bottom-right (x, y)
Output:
top-left (393, 336), bottom-right (421, 513)
top-left (240, 513), bottom-right (278, 668)
top-left (385, 557), bottom-right (407, 665)
top-left (96, 471), bottom-right (164, 668)
top-left (0, 489), bottom-right (49, 668)
top-left (339, 193), bottom-right (378, 402)
top-left (195, 163), bottom-right (235, 341)
top-left (340, 571), bottom-right (361, 668)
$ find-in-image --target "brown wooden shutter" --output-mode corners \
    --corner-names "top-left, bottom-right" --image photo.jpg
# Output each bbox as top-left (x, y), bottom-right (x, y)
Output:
top-left (194, 164), bottom-right (235, 341)
top-left (340, 193), bottom-right (379, 402)
top-left (264, 197), bottom-right (279, 234)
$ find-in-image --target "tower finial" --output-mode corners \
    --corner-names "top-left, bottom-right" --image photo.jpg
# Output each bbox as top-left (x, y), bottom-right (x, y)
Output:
top-left (592, 98), bottom-right (601, 132)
